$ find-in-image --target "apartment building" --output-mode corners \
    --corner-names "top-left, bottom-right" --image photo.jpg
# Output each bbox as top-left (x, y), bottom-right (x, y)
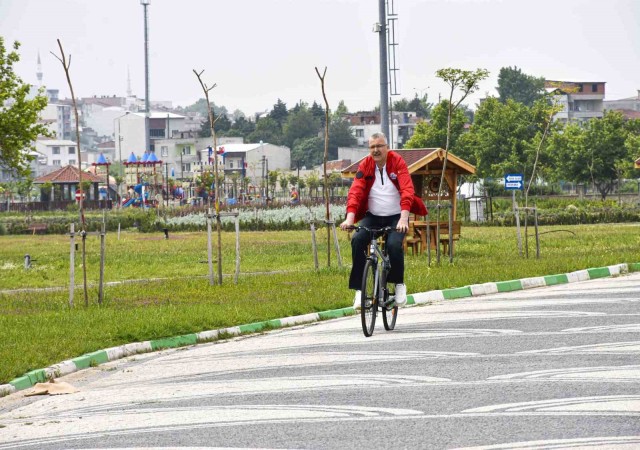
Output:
top-left (545, 80), bottom-right (605, 123)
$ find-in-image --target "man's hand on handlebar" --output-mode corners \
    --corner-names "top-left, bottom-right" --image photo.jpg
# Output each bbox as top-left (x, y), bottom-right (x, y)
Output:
top-left (396, 217), bottom-right (409, 233)
top-left (340, 212), bottom-right (356, 231)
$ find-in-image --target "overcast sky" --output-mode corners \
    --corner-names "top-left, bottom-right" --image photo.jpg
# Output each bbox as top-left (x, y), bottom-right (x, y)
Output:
top-left (2, 0), bottom-right (639, 116)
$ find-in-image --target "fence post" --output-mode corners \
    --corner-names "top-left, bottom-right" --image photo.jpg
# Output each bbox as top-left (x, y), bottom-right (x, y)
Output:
top-left (310, 221), bottom-right (319, 270)
top-left (234, 213), bottom-right (240, 284)
top-left (327, 220), bottom-right (343, 268)
top-left (69, 223), bottom-right (75, 308)
top-left (534, 206), bottom-right (540, 259)
top-left (98, 221), bottom-right (105, 305)
top-left (207, 208), bottom-right (214, 285)
top-left (448, 206), bottom-right (453, 263)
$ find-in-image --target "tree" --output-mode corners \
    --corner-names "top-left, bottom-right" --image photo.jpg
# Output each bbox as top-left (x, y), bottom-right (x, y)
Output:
top-left (291, 136), bottom-right (324, 168)
top-left (199, 110), bottom-right (231, 137)
top-left (404, 100), bottom-right (466, 150)
top-left (229, 116), bottom-right (255, 138)
top-left (282, 105), bottom-right (321, 149)
top-left (0, 38), bottom-right (50, 177)
top-left (328, 118), bottom-right (356, 159)
top-left (408, 94), bottom-right (432, 119)
top-left (332, 100), bottom-right (349, 119)
top-left (549, 111), bottom-right (629, 200)
top-left (268, 98), bottom-right (288, 130)
top-left (247, 117), bottom-right (282, 145)
top-left (460, 97), bottom-right (557, 181)
top-left (310, 101), bottom-right (326, 126)
top-left (497, 66), bottom-right (545, 107)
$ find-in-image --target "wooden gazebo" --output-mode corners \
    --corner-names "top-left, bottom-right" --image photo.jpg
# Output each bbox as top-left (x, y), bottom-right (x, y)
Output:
top-left (341, 148), bottom-right (476, 219)
top-left (34, 165), bottom-right (104, 202)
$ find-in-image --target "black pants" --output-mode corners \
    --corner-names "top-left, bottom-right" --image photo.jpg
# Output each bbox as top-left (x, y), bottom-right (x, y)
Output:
top-left (349, 212), bottom-right (405, 290)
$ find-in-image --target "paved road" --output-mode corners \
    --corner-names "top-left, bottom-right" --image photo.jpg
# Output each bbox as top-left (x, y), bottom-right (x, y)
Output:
top-left (1, 273), bottom-right (640, 449)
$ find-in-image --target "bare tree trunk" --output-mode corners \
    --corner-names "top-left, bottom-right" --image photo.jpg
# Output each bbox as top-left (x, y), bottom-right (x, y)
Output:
top-left (315, 66), bottom-right (331, 268)
top-left (194, 69), bottom-right (223, 285)
top-left (52, 39), bottom-right (88, 306)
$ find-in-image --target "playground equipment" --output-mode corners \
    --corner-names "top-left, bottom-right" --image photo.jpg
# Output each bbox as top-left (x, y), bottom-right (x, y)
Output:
top-left (123, 151), bottom-right (164, 208)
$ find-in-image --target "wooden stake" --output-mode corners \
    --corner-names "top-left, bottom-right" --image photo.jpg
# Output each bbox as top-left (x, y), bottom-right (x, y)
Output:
top-left (310, 221), bottom-right (319, 270)
top-left (207, 208), bottom-right (214, 285)
top-left (98, 221), bottom-right (105, 305)
top-left (69, 223), bottom-right (75, 308)
top-left (234, 214), bottom-right (240, 284)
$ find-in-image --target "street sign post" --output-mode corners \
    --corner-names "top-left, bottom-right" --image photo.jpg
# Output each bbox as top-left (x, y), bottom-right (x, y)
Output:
top-left (504, 173), bottom-right (524, 191)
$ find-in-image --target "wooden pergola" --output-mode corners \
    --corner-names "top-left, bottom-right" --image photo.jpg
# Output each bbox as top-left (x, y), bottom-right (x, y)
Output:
top-left (341, 148), bottom-right (476, 219)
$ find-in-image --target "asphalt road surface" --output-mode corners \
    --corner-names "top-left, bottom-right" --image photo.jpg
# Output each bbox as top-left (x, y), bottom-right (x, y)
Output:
top-left (1, 273), bottom-right (639, 450)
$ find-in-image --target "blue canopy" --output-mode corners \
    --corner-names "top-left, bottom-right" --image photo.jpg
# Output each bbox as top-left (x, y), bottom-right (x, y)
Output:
top-left (96, 153), bottom-right (109, 165)
top-left (126, 152), bottom-right (138, 164)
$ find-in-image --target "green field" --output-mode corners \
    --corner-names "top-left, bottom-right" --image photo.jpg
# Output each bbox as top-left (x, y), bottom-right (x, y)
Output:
top-left (1, 224), bottom-right (639, 384)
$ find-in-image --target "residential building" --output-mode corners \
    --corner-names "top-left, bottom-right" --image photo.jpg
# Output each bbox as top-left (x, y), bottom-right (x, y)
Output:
top-left (0, 150), bottom-right (50, 184)
top-left (114, 111), bottom-right (188, 157)
top-left (344, 110), bottom-right (419, 148)
top-left (35, 139), bottom-right (80, 169)
top-left (196, 142), bottom-right (291, 189)
top-left (604, 90), bottom-right (640, 119)
top-left (545, 80), bottom-right (605, 123)
top-left (40, 102), bottom-right (75, 140)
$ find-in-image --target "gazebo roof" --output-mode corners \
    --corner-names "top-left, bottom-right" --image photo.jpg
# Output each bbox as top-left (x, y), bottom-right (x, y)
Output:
top-left (34, 165), bottom-right (104, 184)
top-left (342, 148), bottom-right (476, 177)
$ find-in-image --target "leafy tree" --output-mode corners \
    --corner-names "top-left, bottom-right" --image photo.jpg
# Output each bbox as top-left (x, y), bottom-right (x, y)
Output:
top-left (328, 117), bottom-right (356, 159)
top-left (228, 115), bottom-right (255, 138)
top-left (332, 100), bottom-right (349, 120)
top-left (305, 170), bottom-right (322, 197)
top-left (268, 98), bottom-right (288, 130)
top-left (549, 111), bottom-right (629, 200)
top-left (311, 101), bottom-right (326, 126)
top-left (0, 38), bottom-right (50, 177)
top-left (460, 97), bottom-right (557, 181)
top-left (291, 136), bottom-right (324, 168)
top-left (497, 66), bottom-right (545, 107)
top-left (405, 100), bottom-right (466, 150)
top-left (407, 94), bottom-right (432, 119)
top-left (247, 117), bottom-right (282, 145)
top-left (282, 105), bottom-right (321, 149)
top-left (200, 110), bottom-right (232, 137)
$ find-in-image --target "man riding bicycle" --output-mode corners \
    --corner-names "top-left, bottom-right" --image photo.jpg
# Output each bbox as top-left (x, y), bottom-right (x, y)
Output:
top-left (340, 132), bottom-right (427, 309)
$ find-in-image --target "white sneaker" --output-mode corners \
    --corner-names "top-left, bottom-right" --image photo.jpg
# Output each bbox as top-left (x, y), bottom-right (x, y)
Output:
top-left (353, 290), bottom-right (362, 309)
top-left (394, 283), bottom-right (407, 306)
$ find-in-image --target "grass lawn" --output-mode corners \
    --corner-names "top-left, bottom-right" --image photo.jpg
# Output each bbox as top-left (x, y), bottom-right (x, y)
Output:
top-left (1, 223), bottom-right (639, 384)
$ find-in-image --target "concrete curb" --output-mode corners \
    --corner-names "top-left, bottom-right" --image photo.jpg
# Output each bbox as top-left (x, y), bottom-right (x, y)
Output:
top-left (2, 262), bottom-right (638, 398)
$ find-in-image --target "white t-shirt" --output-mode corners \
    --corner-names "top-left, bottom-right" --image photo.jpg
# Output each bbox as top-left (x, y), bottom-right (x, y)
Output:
top-left (368, 164), bottom-right (401, 216)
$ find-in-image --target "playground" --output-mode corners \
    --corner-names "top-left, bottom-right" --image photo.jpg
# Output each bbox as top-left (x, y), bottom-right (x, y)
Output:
top-left (122, 151), bottom-right (165, 208)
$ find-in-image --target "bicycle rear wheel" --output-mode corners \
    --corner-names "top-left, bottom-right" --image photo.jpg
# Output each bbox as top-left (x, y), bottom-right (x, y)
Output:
top-left (361, 259), bottom-right (378, 337)
top-left (382, 283), bottom-right (398, 331)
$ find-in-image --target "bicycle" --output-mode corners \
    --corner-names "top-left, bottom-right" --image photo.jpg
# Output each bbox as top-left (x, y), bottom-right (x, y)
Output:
top-left (349, 225), bottom-right (399, 337)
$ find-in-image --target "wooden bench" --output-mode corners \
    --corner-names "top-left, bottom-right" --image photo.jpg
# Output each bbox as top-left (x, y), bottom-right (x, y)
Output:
top-left (26, 223), bottom-right (48, 235)
top-left (403, 221), bottom-right (423, 255)
top-left (439, 221), bottom-right (461, 255)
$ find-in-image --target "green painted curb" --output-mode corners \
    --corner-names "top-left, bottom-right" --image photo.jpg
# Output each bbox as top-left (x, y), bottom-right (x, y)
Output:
top-left (442, 286), bottom-right (472, 300)
top-left (544, 274), bottom-right (569, 286)
top-left (150, 334), bottom-right (198, 351)
top-left (72, 350), bottom-right (109, 370)
top-left (319, 307), bottom-right (356, 319)
top-left (406, 295), bottom-right (415, 305)
top-left (587, 267), bottom-right (611, 279)
top-left (239, 319), bottom-right (281, 334)
top-left (496, 280), bottom-right (523, 292)
top-left (629, 263), bottom-right (640, 272)
top-left (9, 369), bottom-right (48, 390)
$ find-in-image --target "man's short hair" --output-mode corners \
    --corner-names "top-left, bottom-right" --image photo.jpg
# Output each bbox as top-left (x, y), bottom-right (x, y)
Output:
top-left (369, 132), bottom-right (388, 144)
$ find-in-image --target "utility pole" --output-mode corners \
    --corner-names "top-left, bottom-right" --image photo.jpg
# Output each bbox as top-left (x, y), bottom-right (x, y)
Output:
top-left (376, 0), bottom-right (389, 139)
top-left (141, 0), bottom-right (151, 153)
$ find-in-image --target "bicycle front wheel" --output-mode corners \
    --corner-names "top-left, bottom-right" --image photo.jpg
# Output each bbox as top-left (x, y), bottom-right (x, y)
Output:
top-left (382, 283), bottom-right (398, 331)
top-left (361, 259), bottom-right (378, 337)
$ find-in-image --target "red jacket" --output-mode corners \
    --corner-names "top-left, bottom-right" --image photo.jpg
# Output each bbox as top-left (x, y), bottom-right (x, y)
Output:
top-left (346, 151), bottom-right (427, 223)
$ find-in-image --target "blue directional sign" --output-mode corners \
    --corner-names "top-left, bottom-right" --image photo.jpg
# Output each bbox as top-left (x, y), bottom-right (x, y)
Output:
top-left (504, 173), bottom-right (524, 190)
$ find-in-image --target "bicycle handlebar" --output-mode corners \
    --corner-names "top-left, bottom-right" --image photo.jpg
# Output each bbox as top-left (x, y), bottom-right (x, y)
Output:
top-left (345, 225), bottom-right (395, 236)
